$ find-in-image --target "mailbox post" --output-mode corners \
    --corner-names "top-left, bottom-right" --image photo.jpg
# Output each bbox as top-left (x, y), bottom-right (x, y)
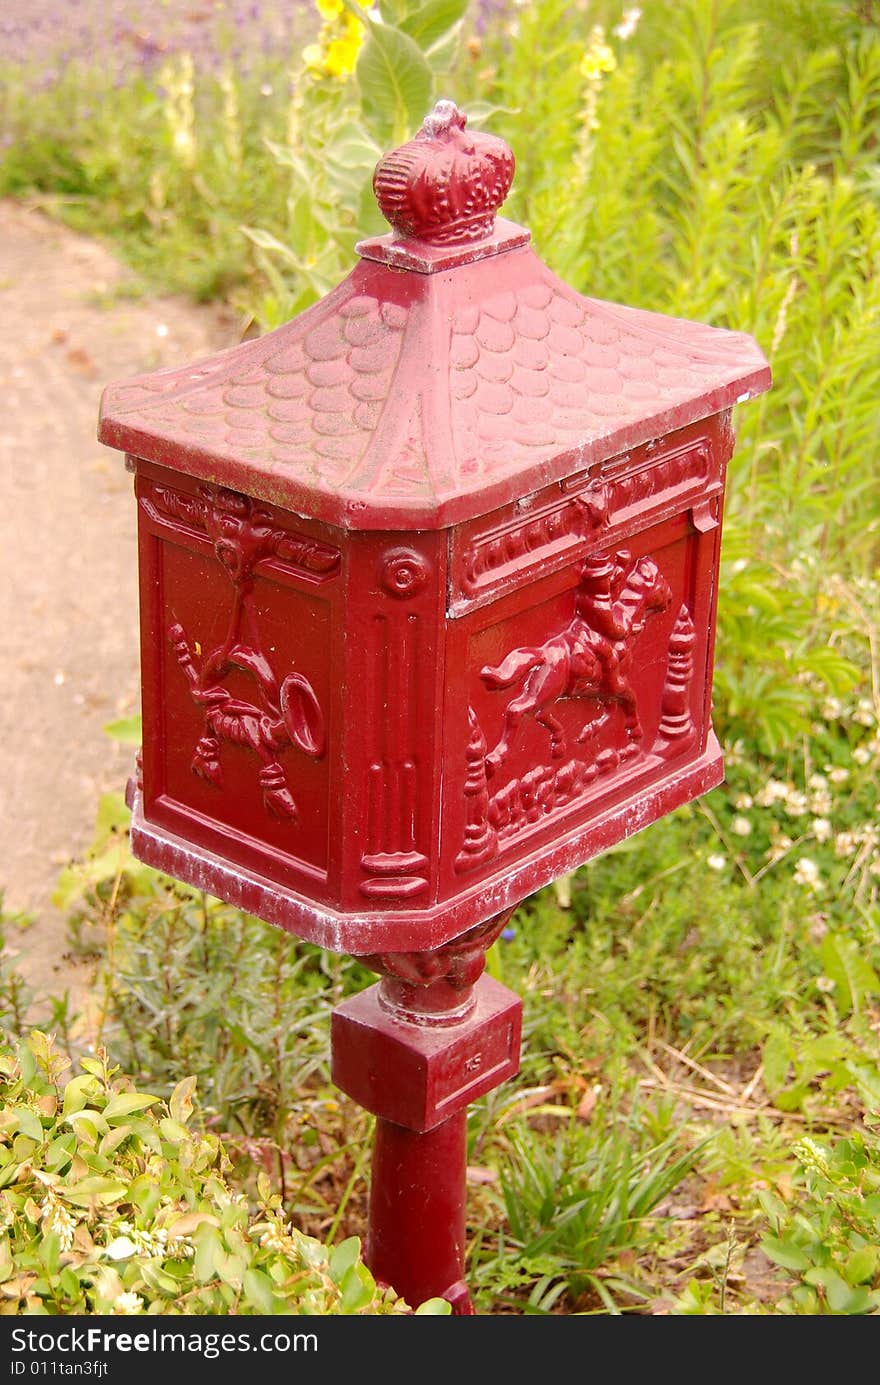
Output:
top-left (98, 100), bottom-right (770, 1314)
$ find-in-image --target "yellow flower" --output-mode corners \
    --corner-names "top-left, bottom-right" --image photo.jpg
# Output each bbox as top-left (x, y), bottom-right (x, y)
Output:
top-left (303, 9), bottom-right (365, 81)
top-left (316, 0), bottom-right (345, 16)
top-left (324, 16), bottom-right (363, 78)
top-left (580, 25), bottom-right (617, 82)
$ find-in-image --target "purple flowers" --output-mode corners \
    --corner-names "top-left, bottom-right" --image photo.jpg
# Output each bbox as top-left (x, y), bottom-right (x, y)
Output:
top-left (0, 1), bottom-right (313, 89)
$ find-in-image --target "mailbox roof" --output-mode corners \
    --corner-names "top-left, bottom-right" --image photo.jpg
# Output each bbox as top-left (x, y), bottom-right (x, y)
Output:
top-left (98, 108), bottom-right (770, 532)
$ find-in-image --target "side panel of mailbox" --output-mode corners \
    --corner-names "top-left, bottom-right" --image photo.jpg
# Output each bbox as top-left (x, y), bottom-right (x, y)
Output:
top-left (134, 459), bottom-right (346, 909)
top-left (439, 415), bottom-right (734, 901)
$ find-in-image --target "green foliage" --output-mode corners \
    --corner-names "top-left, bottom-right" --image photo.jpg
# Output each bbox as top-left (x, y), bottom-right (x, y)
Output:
top-left (759, 1130), bottom-right (880, 1314)
top-left (0, 1030), bottom-right (445, 1315)
top-left (245, 0), bottom-right (469, 324)
top-left (473, 1107), bottom-right (712, 1313)
top-left (51, 792), bottom-right (375, 1221)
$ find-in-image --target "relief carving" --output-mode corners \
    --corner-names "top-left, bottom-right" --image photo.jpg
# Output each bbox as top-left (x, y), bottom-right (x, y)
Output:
top-left (360, 611), bottom-right (430, 899)
top-left (454, 551), bottom-right (684, 866)
top-left (454, 707), bottom-right (498, 873)
top-left (380, 547), bottom-right (431, 599)
top-left (605, 439), bottom-right (710, 517)
top-left (655, 604), bottom-right (697, 757)
top-left (372, 100), bottom-right (514, 247)
top-left (462, 483), bottom-right (608, 596)
top-left (166, 486), bottom-right (325, 823)
top-left (480, 550), bottom-right (673, 775)
top-left (144, 481), bottom-right (340, 580)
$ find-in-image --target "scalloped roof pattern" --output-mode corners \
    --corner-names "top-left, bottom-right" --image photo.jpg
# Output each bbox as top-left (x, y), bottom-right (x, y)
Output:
top-left (98, 245), bottom-right (770, 529)
top-left (103, 286), bottom-right (409, 491)
top-left (450, 272), bottom-right (767, 477)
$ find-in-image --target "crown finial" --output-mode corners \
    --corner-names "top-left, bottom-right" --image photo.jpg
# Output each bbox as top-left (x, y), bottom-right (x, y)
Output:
top-left (372, 100), bottom-right (515, 247)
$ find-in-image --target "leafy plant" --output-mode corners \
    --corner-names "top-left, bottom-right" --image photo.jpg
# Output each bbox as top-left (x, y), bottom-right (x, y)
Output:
top-left (472, 1105), bottom-right (712, 1313)
top-left (759, 1130), bottom-right (880, 1314)
top-left (0, 1030), bottom-right (448, 1315)
top-left (53, 791), bottom-right (373, 1223)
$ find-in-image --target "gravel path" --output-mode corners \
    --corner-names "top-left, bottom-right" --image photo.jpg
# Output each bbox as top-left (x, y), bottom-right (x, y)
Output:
top-left (0, 200), bottom-right (239, 1018)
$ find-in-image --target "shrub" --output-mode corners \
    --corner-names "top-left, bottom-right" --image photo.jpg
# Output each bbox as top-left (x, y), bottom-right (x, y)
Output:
top-left (0, 1030), bottom-right (447, 1315)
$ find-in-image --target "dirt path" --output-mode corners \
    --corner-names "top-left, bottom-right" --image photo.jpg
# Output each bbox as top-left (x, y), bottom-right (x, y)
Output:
top-left (0, 200), bottom-right (240, 1022)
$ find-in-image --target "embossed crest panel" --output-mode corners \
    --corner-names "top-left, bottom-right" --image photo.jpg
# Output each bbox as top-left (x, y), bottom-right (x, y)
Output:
top-left (442, 509), bottom-right (720, 893)
top-left (136, 462), bottom-right (341, 896)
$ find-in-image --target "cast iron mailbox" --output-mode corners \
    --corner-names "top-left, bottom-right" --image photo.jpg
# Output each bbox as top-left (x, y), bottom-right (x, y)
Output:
top-left (98, 101), bottom-right (770, 1313)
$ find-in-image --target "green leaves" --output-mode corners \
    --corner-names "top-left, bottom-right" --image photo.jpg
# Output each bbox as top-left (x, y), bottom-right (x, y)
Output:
top-left (103, 1092), bottom-right (160, 1122)
top-left (62, 1175), bottom-right (129, 1207)
top-left (356, 21), bottom-right (433, 145)
top-left (820, 933), bottom-right (880, 1017)
top-left (103, 715), bottom-right (142, 745)
top-left (0, 1031), bottom-right (415, 1316)
top-left (244, 0), bottom-right (472, 321)
top-left (169, 1075), bottom-right (197, 1125)
top-left (759, 1131), bottom-right (880, 1314)
top-left (399, 0), bottom-right (471, 55)
top-left (761, 1022), bottom-right (873, 1113)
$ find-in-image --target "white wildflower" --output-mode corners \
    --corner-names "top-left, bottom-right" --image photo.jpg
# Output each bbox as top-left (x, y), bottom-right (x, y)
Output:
top-left (731, 815), bottom-right (752, 837)
top-left (853, 745), bottom-right (872, 765)
top-left (259, 1219), bottom-right (292, 1253)
top-left (42, 1196), bottom-right (76, 1253)
top-left (828, 766), bottom-right (849, 784)
top-left (113, 1291), bottom-right (144, 1315)
top-left (783, 788), bottom-right (808, 817)
top-left (735, 793), bottom-right (753, 810)
top-left (835, 830), bottom-right (859, 857)
top-left (725, 740), bottom-right (746, 766)
top-left (707, 854), bottom-right (726, 871)
top-left (795, 1137), bottom-right (831, 1175)
top-left (793, 857), bottom-right (822, 891)
top-left (815, 975), bottom-right (836, 994)
top-left (811, 818), bottom-right (832, 843)
top-left (612, 6), bottom-right (642, 40)
top-left (808, 785), bottom-right (832, 815)
top-left (854, 699), bottom-right (876, 727)
top-left (756, 778), bottom-right (788, 807)
top-left (821, 697), bottom-right (842, 721)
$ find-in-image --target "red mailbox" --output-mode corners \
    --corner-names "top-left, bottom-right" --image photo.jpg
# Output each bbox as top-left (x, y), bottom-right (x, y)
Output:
top-left (98, 100), bottom-right (770, 1313)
